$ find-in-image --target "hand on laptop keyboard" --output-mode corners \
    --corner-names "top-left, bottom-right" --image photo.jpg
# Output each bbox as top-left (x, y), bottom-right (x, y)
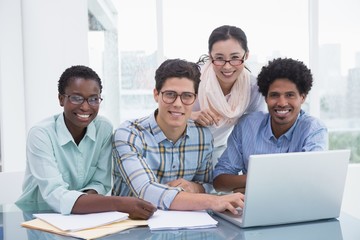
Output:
top-left (208, 192), bottom-right (244, 214)
top-left (225, 208), bottom-right (243, 217)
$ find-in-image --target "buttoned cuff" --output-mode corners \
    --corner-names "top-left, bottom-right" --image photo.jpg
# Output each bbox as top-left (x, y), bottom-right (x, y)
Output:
top-left (60, 191), bottom-right (86, 214)
top-left (162, 188), bottom-right (182, 209)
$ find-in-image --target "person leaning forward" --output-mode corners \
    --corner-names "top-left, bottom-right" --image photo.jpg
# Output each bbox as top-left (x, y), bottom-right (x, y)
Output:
top-left (112, 59), bottom-right (244, 215)
top-left (16, 65), bottom-right (156, 219)
top-left (213, 58), bottom-right (328, 194)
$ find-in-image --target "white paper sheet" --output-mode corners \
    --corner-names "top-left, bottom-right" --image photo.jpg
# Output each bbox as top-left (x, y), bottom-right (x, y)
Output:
top-left (33, 211), bottom-right (128, 232)
top-left (148, 210), bottom-right (217, 230)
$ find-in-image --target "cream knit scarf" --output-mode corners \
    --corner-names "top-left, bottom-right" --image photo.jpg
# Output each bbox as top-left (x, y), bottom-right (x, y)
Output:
top-left (198, 60), bottom-right (251, 128)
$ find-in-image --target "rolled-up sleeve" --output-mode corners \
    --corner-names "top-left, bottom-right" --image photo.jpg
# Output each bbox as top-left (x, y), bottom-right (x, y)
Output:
top-left (27, 127), bottom-right (85, 214)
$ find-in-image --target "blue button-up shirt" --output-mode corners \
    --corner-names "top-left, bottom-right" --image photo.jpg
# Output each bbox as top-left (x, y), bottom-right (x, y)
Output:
top-left (214, 110), bottom-right (328, 177)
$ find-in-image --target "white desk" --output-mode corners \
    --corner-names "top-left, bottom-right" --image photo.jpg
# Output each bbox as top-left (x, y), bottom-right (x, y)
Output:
top-left (1, 203), bottom-right (360, 240)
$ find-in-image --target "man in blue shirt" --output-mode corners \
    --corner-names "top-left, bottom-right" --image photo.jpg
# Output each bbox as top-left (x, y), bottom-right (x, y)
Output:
top-left (17, 65), bottom-right (156, 219)
top-left (113, 59), bottom-right (244, 214)
top-left (213, 58), bottom-right (328, 193)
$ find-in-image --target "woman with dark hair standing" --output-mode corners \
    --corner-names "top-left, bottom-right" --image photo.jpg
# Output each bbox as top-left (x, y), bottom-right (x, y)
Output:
top-left (192, 25), bottom-right (265, 165)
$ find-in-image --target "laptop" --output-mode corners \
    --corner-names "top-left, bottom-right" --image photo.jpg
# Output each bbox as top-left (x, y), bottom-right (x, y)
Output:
top-left (223, 219), bottom-right (343, 240)
top-left (240, 219), bottom-right (343, 240)
top-left (214, 149), bottom-right (351, 228)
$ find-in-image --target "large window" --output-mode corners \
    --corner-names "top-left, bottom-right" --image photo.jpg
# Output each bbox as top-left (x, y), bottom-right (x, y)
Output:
top-left (115, 0), bottom-right (159, 122)
top-left (113, 0), bottom-right (309, 120)
top-left (88, 0), bottom-right (120, 127)
top-left (94, 0), bottom-right (359, 163)
top-left (318, 0), bottom-right (360, 162)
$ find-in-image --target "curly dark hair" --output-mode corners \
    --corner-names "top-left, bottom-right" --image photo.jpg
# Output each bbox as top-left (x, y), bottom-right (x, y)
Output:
top-left (257, 58), bottom-right (313, 97)
top-left (155, 59), bottom-right (201, 94)
top-left (58, 65), bottom-right (102, 95)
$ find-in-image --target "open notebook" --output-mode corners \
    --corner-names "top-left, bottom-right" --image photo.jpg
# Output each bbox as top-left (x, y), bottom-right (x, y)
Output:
top-left (33, 211), bottom-right (128, 231)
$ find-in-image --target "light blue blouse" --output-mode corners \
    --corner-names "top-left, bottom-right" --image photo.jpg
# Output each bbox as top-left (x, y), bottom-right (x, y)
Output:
top-left (16, 113), bottom-right (113, 214)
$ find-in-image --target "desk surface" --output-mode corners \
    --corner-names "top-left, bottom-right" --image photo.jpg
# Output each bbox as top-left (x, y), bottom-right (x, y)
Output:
top-left (1, 203), bottom-right (360, 240)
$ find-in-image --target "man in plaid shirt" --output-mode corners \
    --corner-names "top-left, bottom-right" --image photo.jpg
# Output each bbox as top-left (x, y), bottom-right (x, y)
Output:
top-left (112, 59), bottom-right (244, 215)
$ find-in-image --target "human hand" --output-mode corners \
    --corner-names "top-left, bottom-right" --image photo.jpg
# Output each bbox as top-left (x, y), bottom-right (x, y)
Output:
top-left (191, 109), bottom-right (220, 127)
top-left (210, 192), bottom-right (244, 214)
top-left (233, 187), bottom-right (246, 194)
top-left (167, 178), bottom-right (205, 193)
top-left (118, 197), bottom-right (157, 220)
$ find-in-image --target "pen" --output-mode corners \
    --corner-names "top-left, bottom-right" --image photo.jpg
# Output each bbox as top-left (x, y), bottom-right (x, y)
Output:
top-left (175, 183), bottom-right (185, 192)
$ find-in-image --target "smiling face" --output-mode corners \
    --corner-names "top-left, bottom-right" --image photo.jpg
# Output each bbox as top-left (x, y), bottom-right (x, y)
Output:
top-left (265, 78), bottom-right (306, 138)
top-left (210, 38), bottom-right (247, 93)
top-left (154, 77), bottom-right (196, 141)
top-left (58, 77), bottom-right (101, 139)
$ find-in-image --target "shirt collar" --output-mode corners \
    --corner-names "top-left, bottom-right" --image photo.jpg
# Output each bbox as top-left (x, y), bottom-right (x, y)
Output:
top-left (56, 113), bottom-right (96, 145)
top-left (265, 110), bottom-right (304, 140)
top-left (148, 109), bottom-right (190, 144)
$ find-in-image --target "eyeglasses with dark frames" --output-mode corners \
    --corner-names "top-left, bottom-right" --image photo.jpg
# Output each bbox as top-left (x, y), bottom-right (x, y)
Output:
top-left (211, 52), bottom-right (246, 66)
top-left (160, 91), bottom-right (196, 105)
top-left (63, 94), bottom-right (103, 106)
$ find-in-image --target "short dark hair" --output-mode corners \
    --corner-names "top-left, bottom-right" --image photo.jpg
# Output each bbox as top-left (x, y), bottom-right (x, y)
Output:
top-left (58, 65), bottom-right (102, 95)
top-left (257, 58), bottom-right (313, 97)
top-left (155, 59), bottom-right (201, 94)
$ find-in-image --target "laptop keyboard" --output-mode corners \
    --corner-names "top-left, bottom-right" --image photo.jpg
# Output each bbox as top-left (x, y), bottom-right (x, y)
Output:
top-left (223, 208), bottom-right (243, 218)
top-left (214, 208), bottom-right (244, 225)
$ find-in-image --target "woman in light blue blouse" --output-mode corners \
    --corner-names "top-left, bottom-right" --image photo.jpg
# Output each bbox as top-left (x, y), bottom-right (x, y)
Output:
top-left (16, 65), bottom-right (156, 219)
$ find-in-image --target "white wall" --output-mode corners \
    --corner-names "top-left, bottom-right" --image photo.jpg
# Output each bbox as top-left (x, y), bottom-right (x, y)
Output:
top-left (22, 0), bottom-right (90, 130)
top-left (0, 171), bottom-right (24, 204)
top-left (0, 0), bottom-right (90, 172)
top-left (0, 0), bottom-right (26, 172)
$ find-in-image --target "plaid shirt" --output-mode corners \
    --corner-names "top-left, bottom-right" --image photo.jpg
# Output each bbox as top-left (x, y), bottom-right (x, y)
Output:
top-left (112, 111), bottom-right (213, 209)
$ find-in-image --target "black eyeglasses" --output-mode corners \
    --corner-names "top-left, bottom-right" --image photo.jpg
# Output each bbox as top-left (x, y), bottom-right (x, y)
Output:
top-left (211, 52), bottom-right (246, 66)
top-left (63, 94), bottom-right (103, 106)
top-left (160, 91), bottom-right (196, 105)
